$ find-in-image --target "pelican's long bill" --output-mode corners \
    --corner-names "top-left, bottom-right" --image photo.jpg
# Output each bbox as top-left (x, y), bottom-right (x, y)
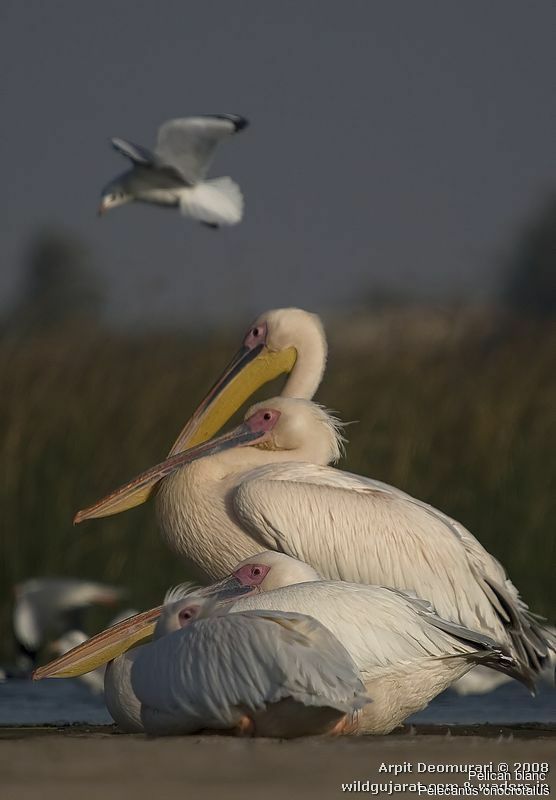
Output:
top-left (33, 606), bottom-right (163, 679)
top-left (33, 576), bottom-right (257, 680)
top-left (73, 342), bottom-right (297, 521)
top-left (168, 342), bottom-right (297, 455)
top-left (74, 414), bottom-right (275, 524)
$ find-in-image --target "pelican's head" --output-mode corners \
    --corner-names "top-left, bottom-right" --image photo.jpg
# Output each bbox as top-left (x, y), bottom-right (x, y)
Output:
top-left (154, 586), bottom-right (223, 639)
top-left (166, 307), bottom-right (327, 455)
top-left (211, 552), bottom-right (322, 596)
top-left (74, 308), bottom-right (328, 522)
top-left (245, 397), bottom-right (345, 464)
top-left (98, 179), bottom-right (133, 216)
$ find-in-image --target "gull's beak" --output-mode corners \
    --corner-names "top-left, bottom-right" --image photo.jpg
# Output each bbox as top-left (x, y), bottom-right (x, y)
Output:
top-left (74, 418), bottom-right (273, 523)
top-left (33, 606), bottom-right (163, 679)
top-left (97, 201), bottom-right (107, 217)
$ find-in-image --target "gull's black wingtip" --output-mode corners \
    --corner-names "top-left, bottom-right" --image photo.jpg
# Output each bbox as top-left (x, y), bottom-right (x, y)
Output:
top-left (231, 115), bottom-right (249, 132)
top-left (212, 114), bottom-right (249, 132)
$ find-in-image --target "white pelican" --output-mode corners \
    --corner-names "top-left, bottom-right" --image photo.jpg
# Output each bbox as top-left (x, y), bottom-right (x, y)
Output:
top-left (13, 578), bottom-right (123, 667)
top-left (74, 307), bottom-right (327, 519)
top-left (70, 398), bottom-right (555, 688)
top-left (129, 588), bottom-right (368, 737)
top-left (203, 552), bottom-right (528, 733)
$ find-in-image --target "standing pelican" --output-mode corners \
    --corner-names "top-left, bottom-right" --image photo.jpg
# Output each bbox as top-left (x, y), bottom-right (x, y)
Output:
top-left (130, 588), bottom-right (368, 737)
top-left (74, 308), bottom-right (327, 519)
top-left (74, 398), bottom-right (555, 687)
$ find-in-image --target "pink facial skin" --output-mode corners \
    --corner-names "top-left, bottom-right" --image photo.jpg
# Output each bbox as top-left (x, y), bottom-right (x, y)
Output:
top-left (245, 408), bottom-right (281, 434)
top-left (243, 321), bottom-right (268, 350)
top-left (233, 563), bottom-right (271, 588)
top-left (178, 605), bottom-right (201, 628)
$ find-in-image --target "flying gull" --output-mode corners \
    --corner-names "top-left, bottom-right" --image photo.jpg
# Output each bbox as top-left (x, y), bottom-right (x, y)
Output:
top-left (99, 114), bottom-right (249, 227)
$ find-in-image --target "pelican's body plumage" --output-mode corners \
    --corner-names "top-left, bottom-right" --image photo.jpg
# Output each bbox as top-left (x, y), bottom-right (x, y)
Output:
top-left (106, 589), bottom-right (368, 737)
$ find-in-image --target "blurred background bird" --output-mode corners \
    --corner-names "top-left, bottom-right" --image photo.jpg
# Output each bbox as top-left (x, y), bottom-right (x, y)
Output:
top-left (11, 578), bottom-right (124, 673)
top-left (49, 607), bottom-right (137, 695)
top-left (98, 114), bottom-right (248, 226)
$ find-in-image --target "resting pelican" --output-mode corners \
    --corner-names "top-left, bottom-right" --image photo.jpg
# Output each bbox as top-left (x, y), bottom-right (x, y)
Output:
top-left (74, 307), bottom-right (327, 519)
top-left (13, 578), bottom-right (123, 667)
top-left (205, 552), bottom-right (527, 733)
top-left (130, 588), bottom-right (368, 737)
top-left (71, 398), bottom-right (555, 687)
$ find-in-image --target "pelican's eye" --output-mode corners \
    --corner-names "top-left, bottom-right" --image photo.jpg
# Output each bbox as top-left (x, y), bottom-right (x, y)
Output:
top-left (178, 605), bottom-right (198, 626)
top-left (263, 412), bottom-right (272, 421)
top-left (244, 321), bottom-right (268, 349)
top-left (234, 562), bottom-right (269, 586)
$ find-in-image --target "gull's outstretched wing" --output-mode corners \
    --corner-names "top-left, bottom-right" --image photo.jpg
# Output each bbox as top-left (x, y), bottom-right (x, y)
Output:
top-left (111, 138), bottom-right (154, 166)
top-left (154, 115), bottom-right (248, 184)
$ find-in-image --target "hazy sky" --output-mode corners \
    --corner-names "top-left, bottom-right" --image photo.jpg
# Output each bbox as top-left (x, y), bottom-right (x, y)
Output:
top-left (1, 1), bottom-right (555, 324)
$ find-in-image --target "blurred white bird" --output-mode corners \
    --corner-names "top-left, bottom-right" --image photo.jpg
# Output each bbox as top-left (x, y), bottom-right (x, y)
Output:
top-left (99, 115), bottom-right (248, 226)
top-left (13, 578), bottom-right (123, 668)
top-left (128, 587), bottom-right (368, 737)
top-left (50, 609), bottom-right (138, 695)
top-left (50, 631), bottom-right (105, 694)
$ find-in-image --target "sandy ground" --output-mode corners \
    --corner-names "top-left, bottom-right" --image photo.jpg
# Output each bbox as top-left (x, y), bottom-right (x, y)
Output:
top-left (0, 725), bottom-right (555, 800)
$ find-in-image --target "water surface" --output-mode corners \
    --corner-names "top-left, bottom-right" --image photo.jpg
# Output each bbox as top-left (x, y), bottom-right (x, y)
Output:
top-left (1, 676), bottom-right (554, 727)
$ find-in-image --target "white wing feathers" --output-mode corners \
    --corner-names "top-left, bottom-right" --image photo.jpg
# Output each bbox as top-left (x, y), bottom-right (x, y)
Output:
top-left (232, 581), bottom-right (529, 689)
top-left (234, 582), bottom-right (487, 668)
top-left (155, 116), bottom-right (246, 184)
top-left (131, 610), bottom-right (368, 734)
top-left (231, 462), bottom-right (553, 680)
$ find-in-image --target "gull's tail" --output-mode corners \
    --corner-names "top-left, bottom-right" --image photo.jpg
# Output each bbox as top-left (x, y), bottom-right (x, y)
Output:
top-left (179, 177), bottom-right (244, 227)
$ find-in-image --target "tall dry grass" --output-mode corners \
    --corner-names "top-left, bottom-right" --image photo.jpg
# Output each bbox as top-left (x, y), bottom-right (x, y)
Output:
top-left (1, 311), bottom-right (555, 657)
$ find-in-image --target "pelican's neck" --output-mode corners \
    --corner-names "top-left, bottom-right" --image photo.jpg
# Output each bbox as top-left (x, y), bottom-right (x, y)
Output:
top-left (281, 326), bottom-right (327, 401)
top-left (196, 444), bottom-right (323, 477)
